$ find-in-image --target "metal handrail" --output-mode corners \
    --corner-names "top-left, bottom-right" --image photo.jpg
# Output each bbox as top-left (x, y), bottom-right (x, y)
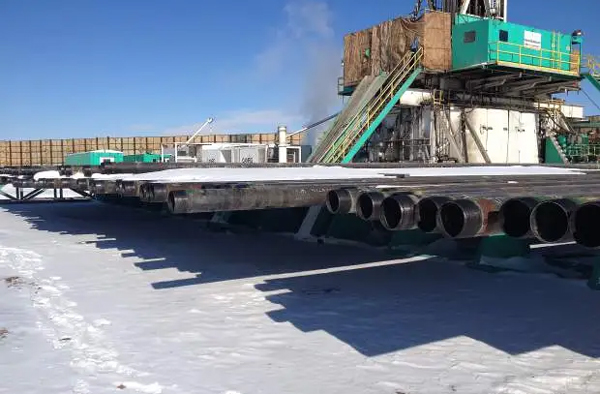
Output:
top-left (321, 49), bottom-right (421, 162)
top-left (322, 48), bottom-right (423, 163)
top-left (584, 55), bottom-right (600, 77)
top-left (491, 41), bottom-right (580, 76)
top-left (330, 49), bottom-right (423, 162)
top-left (320, 50), bottom-right (420, 163)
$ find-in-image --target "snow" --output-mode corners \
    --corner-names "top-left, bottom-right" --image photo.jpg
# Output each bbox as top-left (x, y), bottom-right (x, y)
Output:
top-left (109, 165), bottom-right (585, 183)
top-left (1, 202), bottom-right (600, 393)
top-left (34, 170), bottom-right (62, 180)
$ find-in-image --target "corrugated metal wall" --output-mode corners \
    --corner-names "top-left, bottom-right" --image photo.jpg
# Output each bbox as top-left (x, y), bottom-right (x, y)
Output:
top-left (0, 133), bottom-right (303, 166)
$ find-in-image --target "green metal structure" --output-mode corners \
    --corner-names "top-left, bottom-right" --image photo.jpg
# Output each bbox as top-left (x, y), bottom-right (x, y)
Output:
top-left (452, 16), bottom-right (580, 77)
top-left (64, 150), bottom-right (124, 166)
top-left (123, 153), bottom-right (169, 163)
top-left (313, 48), bottom-right (424, 164)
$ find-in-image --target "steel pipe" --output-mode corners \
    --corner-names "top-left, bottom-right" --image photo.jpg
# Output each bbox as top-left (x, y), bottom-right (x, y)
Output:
top-left (530, 198), bottom-right (579, 243)
top-left (167, 185), bottom-right (330, 214)
top-left (356, 191), bottom-right (388, 221)
top-left (116, 180), bottom-right (139, 197)
top-left (90, 180), bottom-right (118, 195)
top-left (380, 193), bottom-right (420, 231)
top-left (325, 187), bottom-right (361, 215)
top-left (97, 161), bottom-right (600, 173)
top-left (571, 201), bottom-right (600, 248)
top-left (437, 198), bottom-right (503, 238)
top-left (416, 196), bottom-right (453, 233)
top-left (498, 197), bottom-right (541, 239)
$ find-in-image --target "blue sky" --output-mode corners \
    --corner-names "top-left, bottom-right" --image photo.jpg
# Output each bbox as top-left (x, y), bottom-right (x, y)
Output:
top-left (1, 0), bottom-right (599, 140)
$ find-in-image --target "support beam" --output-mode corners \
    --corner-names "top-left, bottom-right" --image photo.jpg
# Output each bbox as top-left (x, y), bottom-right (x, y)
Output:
top-left (463, 115), bottom-right (492, 164)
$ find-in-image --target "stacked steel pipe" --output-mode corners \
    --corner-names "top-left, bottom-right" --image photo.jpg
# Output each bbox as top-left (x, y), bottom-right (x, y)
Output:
top-left (9, 162), bottom-right (600, 250)
top-left (324, 172), bottom-right (600, 249)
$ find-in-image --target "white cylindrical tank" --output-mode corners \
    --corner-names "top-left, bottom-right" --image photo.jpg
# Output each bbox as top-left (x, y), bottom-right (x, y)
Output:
top-left (277, 125), bottom-right (288, 163)
top-left (277, 125), bottom-right (288, 146)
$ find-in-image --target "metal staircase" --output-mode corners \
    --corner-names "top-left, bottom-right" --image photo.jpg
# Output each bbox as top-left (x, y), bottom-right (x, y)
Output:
top-left (308, 74), bottom-right (388, 163)
top-left (548, 133), bottom-right (570, 164)
top-left (582, 55), bottom-right (600, 92)
top-left (315, 48), bottom-right (424, 164)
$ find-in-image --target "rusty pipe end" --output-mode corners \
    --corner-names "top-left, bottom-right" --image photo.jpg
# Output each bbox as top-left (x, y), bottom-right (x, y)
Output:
top-left (326, 188), bottom-right (356, 215)
top-left (530, 198), bottom-right (577, 243)
top-left (437, 199), bottom-right (485, 239)
top-left (499, 197), bottom-right (540, 239)
top-left (572, 201), bottom-right (600, 248)
top-left (417, 196), bottom-right (453, 233)
top-left (167, 190), bottom-right (189, 214)
top-left (380, 193), bottom-right (419, 231)
top-left (356, 191), bottom-right (385, 221)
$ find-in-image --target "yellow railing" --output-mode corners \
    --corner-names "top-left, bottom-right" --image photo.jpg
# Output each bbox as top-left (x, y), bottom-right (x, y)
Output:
top-left (584, 55), bottom-right (600, 77)
top-left (322, 48), bottom-right (424, 163)
top-left (491, 41), bottom-right (580, 76)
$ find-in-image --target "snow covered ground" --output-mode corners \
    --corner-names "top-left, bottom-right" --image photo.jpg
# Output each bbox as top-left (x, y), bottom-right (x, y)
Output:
top-left (1, 202), bottom-right (600, 394)
top-left (114, 165), bottom-right (587, 183)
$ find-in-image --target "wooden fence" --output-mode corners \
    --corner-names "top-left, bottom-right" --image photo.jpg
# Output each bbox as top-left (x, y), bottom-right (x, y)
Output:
top-left (0, 133), bottom-right (303, 167)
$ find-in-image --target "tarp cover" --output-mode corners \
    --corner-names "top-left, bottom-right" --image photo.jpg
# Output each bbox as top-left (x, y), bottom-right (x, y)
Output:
top-left (343, 12), bottom-right (452, 87)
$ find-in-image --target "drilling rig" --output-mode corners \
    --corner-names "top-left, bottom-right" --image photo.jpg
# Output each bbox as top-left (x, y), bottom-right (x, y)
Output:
top-left (308, 0), bottom-right (599, 165)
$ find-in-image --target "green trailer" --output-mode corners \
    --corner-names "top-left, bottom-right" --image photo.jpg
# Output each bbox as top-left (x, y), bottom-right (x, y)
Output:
top-left (64, 150), bottom-right (124, 166)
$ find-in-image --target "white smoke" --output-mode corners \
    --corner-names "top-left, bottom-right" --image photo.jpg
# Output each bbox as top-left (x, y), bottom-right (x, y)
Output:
top-left (287, 1), bottom-right (342, 147)
top-left (254, 1), bottom-right (343, 147)
top-left (300, 43), bottom-right (343, 146)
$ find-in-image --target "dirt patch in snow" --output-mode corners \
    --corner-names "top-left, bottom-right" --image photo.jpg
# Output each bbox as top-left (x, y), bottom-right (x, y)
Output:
top-left (3, 276), bottom-right (25, 288)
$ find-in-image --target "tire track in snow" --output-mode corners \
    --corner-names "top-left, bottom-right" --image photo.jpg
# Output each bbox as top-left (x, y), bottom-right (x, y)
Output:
top-left (0, 246), bottom-right (168, 394)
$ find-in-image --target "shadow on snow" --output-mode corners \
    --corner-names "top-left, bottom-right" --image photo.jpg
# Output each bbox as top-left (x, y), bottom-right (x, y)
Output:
top-left (2, 201), bottom-right (600, 358)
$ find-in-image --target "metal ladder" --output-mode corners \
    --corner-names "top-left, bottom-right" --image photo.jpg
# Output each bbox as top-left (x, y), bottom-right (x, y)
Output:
top-left (320, 48), bottom-right (424, 164)
top-left (433, 104), bottom-right (465, 163)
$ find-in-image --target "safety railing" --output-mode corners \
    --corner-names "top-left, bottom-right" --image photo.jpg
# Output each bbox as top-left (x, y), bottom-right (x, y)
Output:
top-left (564, 143), bottom-right (600, 159)
top-left (584, 55), bottom-right (600, 78)
top-left (490, 41), bottom-right (581, 76)
top-left (321, 47), bottom-right (424, 163)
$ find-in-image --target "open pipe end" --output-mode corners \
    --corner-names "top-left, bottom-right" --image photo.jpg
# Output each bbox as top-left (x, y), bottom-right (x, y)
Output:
top-left (326, 188), bottom-right (356, 215)
top-left (572, 201), bottom-right (600, 248)
top-left (152, 184), bottom-right (168, 202)
top-left (499, 197), bottom-right (539, 239)
top-left (417, 196), bottom-right (452, 233)
top-left (167, 190), bottom-right (189, 214)
top-left (381, 193), bottom-right (418, 231)
top-left (356, 191), bottom-right (385, 221)
top-left (530, 199), bottom-right (577, 243)
top-left (437, 199), bottom-right (484, 239)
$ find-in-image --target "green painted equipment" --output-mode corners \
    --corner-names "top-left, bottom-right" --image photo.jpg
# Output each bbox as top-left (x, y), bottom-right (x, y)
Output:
top-left (64, 150), bottom-right (123, 166)
top-left (123, 153), bottom-right (170, 163)
top-left (545, 133), bottom-right (600, 164)
top-left (452, 16), bottom-right (580, 77)
top-left (316, 48), bottom-right (423, 164)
